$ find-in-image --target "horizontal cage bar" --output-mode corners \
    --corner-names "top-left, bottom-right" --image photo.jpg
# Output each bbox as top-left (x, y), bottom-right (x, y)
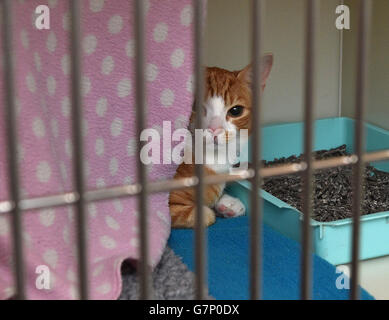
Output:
top-left (0, 150), bottom-right (387, 214)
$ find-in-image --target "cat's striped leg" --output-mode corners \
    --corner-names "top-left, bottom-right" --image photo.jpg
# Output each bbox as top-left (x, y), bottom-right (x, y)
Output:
top-left (169, 203), bottom-right (216, 228)
top-left (169, 163), bottom-right (224, 228)
top-left (169, 187), bottom-right (216, 228)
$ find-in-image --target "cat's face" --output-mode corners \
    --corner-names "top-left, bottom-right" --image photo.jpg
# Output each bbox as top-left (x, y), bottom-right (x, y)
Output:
top-left (191, 54), bottom-right (273, 147)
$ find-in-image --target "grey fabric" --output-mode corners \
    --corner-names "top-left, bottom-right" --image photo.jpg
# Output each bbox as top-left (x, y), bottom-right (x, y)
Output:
top-left (119, 246), bottom-right (214, 300)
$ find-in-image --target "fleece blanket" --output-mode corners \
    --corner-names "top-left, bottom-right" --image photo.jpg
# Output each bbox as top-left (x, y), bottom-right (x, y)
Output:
top-left (169, 216), bottom-right (374, 300)
top-left (0, 0), bottom-right (194, 299)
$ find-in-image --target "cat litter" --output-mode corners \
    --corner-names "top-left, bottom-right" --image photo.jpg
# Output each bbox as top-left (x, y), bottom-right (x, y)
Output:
top-left (226, 118), bottom-right (389, 264)
top-left (262, 144), bottom-right (389, 222)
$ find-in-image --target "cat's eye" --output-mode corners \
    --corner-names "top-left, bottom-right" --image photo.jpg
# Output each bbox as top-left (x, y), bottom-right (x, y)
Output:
top-left (228, 105), bottom-right (244, 117)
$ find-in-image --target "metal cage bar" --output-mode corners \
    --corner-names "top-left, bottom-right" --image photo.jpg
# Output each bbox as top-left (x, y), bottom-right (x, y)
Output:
top-left (0, 0), bottom-right (387, 301)
top-left (1, 150), bottom-right (389, 213)
top-left (301, 0), bottom-right (318, 300)
top-left (1, 0), bottom-right (25, 300)
top-left (134, 0), bottom-right (152, 300)
top-left (69, 0), bottom-right (89, 300)
top-left (193, 0), bottom-right (207, 300)
top-left (249, 0), bottom-right (264, 300)
top-left (351, 0), bottom-right (372, 300)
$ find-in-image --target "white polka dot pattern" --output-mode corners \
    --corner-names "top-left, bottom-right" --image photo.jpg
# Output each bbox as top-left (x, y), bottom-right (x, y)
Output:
top-left (26, 72), bottom-right (36, 93)
top-left (82, 76), bottom-right (92, 96)
top-left (89, 0), bottom-right (105, 13)
top-left (36, 161), bottom-right (51, 183)
top-left (109, 157), bottom-right (119, 176)
top-left (46, 32), bottom-right (57, 53)
top-left (117, 78), bottom-right (131, 98)
top-left (153, 23), bottom-right (168, 43)
top-left (61, 96), bottom-right (70, 117)
top-left (83, 35), bottom-right (98, 55)
top-left (43, 249), bottom-right (58, 269)
top-left (146, 63), bottom-right (158, 82)
top-left (102, 56), bottom-right (114, 75)
top-left (47, 76), bottom-right (56, 96)
top-left (0, 0), bottom-right (194, 301)
top-left (170, 48), bottom-right (185, 68)
top-left (110, 118), bottom-right (123, 137)
top-left (96, 97), bottom-right (108, 117)
top-left (34, 52), bottom-right (42, 72)
top-left (105, 216), bottom-right (120, 230)
top-left (61, 54), bottom-right (70, 76)
top-left (0, 217), bottom-right (9, 236)
top-left (180, 5), bottom-right (193, 26)
top-left (108, 15), bottom-right (123, 34)
top-left (33, 117), bottom-right (46, 138)
top-left (160, 89), bottom-right (175, 107)
top-left (95, 138), bottom-right (105, 156)
top-left (100, 235), bottom-right (116, 249)
top-left (63, 12), bottom-right (70, 31)
top-left (39, 209), bottom-right (56, 227)
top-left (125, 40), bottom-right (134, 58)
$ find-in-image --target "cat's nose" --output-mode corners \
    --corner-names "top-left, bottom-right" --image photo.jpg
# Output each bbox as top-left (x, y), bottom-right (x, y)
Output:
top-left (209, 117), bottom-right (223, 132)
top-left (211, 128), bottom-right (225, 136)
top-left (207, 127), bottom-right (224, 136)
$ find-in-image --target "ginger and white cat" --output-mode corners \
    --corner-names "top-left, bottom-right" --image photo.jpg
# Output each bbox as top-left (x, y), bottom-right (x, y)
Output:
top-left (169, 54), bottom-right (273, 228)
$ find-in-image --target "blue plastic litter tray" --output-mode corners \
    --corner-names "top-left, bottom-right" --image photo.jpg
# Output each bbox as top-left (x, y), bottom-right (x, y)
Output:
top-left (226, 117), bottom-right (389, 265)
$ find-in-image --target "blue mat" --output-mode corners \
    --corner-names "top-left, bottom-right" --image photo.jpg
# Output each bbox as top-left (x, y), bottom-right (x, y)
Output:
top-left (168, 216), bottom-right (374, 300)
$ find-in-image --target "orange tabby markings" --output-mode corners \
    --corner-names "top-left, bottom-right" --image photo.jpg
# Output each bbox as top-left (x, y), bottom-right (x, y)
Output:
top-left (169, 164), bottom-right (222, 228)
top-left (169, 54), bottom-right (273, 228)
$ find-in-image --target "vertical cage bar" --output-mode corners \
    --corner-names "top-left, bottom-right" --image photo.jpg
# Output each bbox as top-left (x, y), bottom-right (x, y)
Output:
top-left (193, 0), bottom-right (207, 300)
top-left (301, 0), bottom-right (317, 300)
top-left (350, 0), bottom-right (371, 300)
top-left (134, 0), bottom-right (151, 299)
top-left (249, 0), bottom-right (264, 300)
top-left (69, 0), bottom-right (89, 300)
top-left (1, 0), bottom-right (25, 300)
top-left (337, 0), bottom-right (344, 117)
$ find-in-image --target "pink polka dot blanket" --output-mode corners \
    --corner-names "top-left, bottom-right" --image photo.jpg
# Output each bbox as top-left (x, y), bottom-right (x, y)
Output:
top-left (0, 0), bottom-right (195, 299)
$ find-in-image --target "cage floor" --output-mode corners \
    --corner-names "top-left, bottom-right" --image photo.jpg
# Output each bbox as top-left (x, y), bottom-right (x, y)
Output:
top-left (169, 217), bottom-right (374, 300)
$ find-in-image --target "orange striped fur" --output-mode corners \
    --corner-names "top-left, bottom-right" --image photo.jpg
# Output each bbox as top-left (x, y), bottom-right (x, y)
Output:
top-left (169, 163), bottom-right (224, 228)
top-left (169, 54), bottom-right (273, 228)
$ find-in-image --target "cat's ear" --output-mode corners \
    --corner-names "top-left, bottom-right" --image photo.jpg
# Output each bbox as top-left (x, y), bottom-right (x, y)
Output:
top-left (237, 53), bottom-right (273, 90)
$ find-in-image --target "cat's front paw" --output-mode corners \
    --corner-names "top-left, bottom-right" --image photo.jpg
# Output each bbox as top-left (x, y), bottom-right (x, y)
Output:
top-left (215, 194), bottom-right (245, 218)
